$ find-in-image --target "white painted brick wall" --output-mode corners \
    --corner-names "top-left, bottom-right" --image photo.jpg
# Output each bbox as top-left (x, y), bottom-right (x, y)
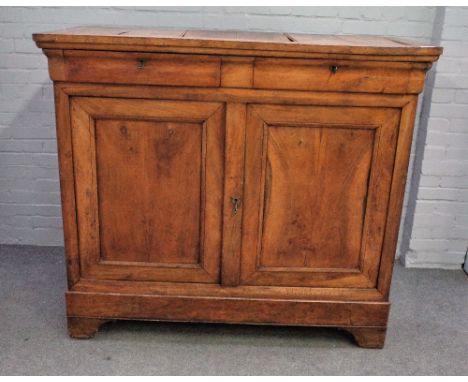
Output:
top-left (403, 7), bottom-right (468, 269)
top-left (2, 7), bottom-right (463, 269)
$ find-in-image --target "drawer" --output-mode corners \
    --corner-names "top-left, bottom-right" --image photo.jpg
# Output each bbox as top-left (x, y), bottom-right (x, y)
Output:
top-left (46, 50), bottom-right (221, 87)
top-left (253, 58), bottom-right (425, 94)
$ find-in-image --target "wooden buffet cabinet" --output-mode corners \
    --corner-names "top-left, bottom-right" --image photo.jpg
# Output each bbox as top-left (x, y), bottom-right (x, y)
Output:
top-left (33, 27), bottom-right (441, 348)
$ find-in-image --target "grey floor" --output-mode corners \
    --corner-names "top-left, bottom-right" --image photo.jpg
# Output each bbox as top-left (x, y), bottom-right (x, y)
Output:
top-left (0, 245), bottom-right (467, 375)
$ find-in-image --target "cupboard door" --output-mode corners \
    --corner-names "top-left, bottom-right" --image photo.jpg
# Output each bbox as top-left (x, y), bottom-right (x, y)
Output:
top-left (70, 97), bottom-right (224, 283)
top-left (241, 104), bottom-right (400, 288)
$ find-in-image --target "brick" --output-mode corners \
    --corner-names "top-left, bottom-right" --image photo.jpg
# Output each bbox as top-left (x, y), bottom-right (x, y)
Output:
top-left (412, 213), bottom-right (454, 227)
top-left (430, 89), bottom-right (454, 103)
top-left (14, 38), bottom-right (41, 54)
top-left (434, 58), bottom-right (464, 74)
top-left (412, 226), bottom-right (466, 240)
top-left (440, 41), bottom-right (468, 58)
top-left (0, 189), bottom-right (61, 205)
top-left (447, 119), bottom-right (468, 134)
top-left (0, 152), bottom-right (58, 167)
top-left (417, 187), bottom-right (468, 202)
top-left (42, 84), bottom-right (54, 100)
top-left (409, 239), bottom-right (449, 251)
top-left (401, 7), bottom-right (435, 22)
top-left (202, 14), bottom-right (248, 31)
top-left (445, 148), bottom-right (468, 160)
top-left (342, 20), bottom-right (387, 35)
top-left (0, 139), bottom-right (52, 153)
top-left (293, 7), bottom-right (339, 17)
top-left (31, 216), bottom-right (63, 229)
top-left (442, 25), bottom-right (468, 41)
top-left (413, 201), bottom-right (438, 215)
top-left (405, 251), bottom-right (466, 268)
top-left (0, 7), bottom-right (23, 22)
top-left (35, 179), bottom-right (60, 192)
top-left (433, 74), bottom-right (468, 89)
top-left (414, 200), bottom-right (468, 216)
top-left (444, 7), bottom-right (468, 27)
top-left (439, 176), bottom-right (468, 188)
top-left (455, 215), bottom-right (468, 227)
top-left (0, 39), bottom-right (15, 53)
top-left (421, 160), bottom-right (468, 176)
top-left (0, 165), bottom-right (59, 180)
top-left (455, 90), bottom-right (468, 104)
top-left (418, 176), bottom-right (441, 187)
top-left (421, 146), bottom-right (446, 160)
top-left (386, 21), bottom-right (432, 38)
top-left (0, 203), bottom-right (61, 217)
top-left (446, 240), bottom-right (468, 252)
top-left (426, 117), bottom-right (450, 133)
top-left (425, 132), bottom-right (468, 147)
top-left (0, 177), bottom-right (36, 191)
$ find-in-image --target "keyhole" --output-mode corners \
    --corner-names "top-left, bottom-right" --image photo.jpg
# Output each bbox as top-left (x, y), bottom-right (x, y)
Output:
top-left (137, 59), bottom-right (146, 69)
top-left (329, 65), bottom-right (339, 74)
top-left (231, 196), bottom-right (241, 215)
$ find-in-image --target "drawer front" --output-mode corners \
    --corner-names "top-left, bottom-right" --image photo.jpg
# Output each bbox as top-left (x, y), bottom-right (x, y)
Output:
top-left (253, 58), bottom-right (424, 94)
top-left (47, 50), bottom-right (221, 87)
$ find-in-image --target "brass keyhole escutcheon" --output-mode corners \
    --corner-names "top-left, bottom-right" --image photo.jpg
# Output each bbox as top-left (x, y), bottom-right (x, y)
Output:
top-left (231, 196), bottom-right (241, 215)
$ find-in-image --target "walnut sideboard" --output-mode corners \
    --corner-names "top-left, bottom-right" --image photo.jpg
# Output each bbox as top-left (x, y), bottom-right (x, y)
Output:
top-left (33, 27), bottom-right (442, 348)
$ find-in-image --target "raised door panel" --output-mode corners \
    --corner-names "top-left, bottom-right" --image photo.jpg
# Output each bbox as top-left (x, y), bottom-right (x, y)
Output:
top-left (241, 104), bottom-right (400, 288)
top-left (70, 97), bottom-right (224, 283)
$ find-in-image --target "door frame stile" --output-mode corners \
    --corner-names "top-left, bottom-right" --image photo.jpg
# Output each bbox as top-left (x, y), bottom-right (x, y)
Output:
top-left (221, 103), bottom-right (247, 286)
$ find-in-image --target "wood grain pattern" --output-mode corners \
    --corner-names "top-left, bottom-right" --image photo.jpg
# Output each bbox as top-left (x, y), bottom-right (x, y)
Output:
top-left (33, 26), bottom-right (442, 62)
top-left (45, 50), bottom-right (221, 87)
top-left (221, 103), bottom-right (246, 286)
top-left (70, 97), bottom-right (224, 283)
top-left (72, 278), bottom-right (385, 301)
top-left (377, 97), bottom-right (419, 299)
top-left (259, 125), bottom-right (375, 270)
top-left (53, 85), bottom-right (80, 287)
top-left (35, 27), bottom-right (441, 348)
top-left (55, 82), bottom-right (416, 108)
top-left (66, 291), bottom-right (390, 327)
top-left (221, 57), bottom-right (254, 88)
top-left (241, 104), bottom-right (400, 288)
top-left (253, 58), bottom-right (427, 94)
top-left (96, 119), bottom-right (203, 265)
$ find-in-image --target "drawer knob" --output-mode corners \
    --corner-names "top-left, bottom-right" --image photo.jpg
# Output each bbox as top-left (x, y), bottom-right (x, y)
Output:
top-left (329, 65), bottom-right (339, 74)
top-left (136, 59), bottom-right (146, 69)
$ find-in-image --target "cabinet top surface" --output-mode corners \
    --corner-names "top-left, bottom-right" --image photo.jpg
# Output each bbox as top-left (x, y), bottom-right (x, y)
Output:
top-left (33, 26), bottom-right (442, 61)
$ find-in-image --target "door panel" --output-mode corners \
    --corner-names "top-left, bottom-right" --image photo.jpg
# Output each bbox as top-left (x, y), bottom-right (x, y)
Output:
top-left (70, 97), bottom-right (224, 283)
top-left (261, 125), bottom-right (375, 270)
top-left (241, 104), bottom-right (400, 288)
top-left (96, 120), bottom-right (203, 265)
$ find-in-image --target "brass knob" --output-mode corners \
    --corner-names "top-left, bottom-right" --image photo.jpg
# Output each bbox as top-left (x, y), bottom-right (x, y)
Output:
top-left (329, 65), bottom-right (339, 74)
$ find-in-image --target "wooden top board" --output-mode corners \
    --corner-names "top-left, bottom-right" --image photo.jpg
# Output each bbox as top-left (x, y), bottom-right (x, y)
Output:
top-left (33, 26), bottom-right (442, 62)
